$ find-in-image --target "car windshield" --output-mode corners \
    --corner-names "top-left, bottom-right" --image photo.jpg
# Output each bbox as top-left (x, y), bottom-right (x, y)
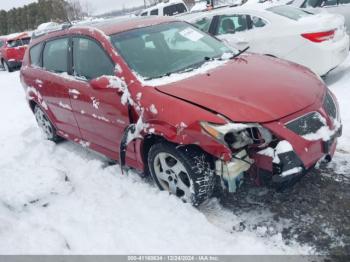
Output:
top-left (110, 21), bottom-right (234, 80)
top-left (267, 6), bottom-right (313, 21)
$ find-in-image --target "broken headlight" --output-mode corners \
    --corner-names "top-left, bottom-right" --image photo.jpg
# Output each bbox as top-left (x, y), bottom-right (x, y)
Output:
top-left (200, 122), bottom-right (272, 149)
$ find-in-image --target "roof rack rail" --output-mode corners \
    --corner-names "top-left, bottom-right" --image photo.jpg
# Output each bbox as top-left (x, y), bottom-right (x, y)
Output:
top-left (32, 22), bottom-right (73, 39)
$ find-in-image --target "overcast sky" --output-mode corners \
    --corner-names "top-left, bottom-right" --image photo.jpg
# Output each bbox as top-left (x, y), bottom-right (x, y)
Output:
top-left (1, 0), bottom-right (145, 15)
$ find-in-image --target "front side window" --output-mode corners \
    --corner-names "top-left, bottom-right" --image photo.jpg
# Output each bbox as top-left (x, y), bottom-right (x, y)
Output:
top-left (150, 9), bottom-right (159, 15)
top-left (194, 17), bottom-right (213, 33)
top-left (30, 42), bottom-right (43, 67)
top-left (218, 15), bottom-right (249, 35)
top-left (73, 37), bottom-right (114, 80)
top-left (267, 6), bottom-right (313, 20)
top-left (111, 22), bottom-right (234, 80)
top-left (340, 0), bottom-right (350, 4)
top-left (43, 38), bottom-right (69, 73)
top-left (163, 3), bottom-right (187, 16)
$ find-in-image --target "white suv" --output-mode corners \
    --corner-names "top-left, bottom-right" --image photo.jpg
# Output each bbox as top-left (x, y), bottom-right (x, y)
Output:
top-left (140, 0), bottom-right (189, 16)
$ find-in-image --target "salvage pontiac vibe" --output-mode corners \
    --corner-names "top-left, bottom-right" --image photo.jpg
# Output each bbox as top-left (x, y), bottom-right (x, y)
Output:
top-left (20, 17), bottom-right (342, 205)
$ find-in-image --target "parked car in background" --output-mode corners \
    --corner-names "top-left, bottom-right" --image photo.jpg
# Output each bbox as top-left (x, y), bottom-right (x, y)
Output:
top-left (21, 17), bottom-right (341, 206)
top-left (0, 32), bottom-right (31, 72)
top-left (290, 0), bottom-right (350, 36)
top-left (181, 5), bottom-right (349, 75)
top-left (140, 0), bottom-right (189, 16)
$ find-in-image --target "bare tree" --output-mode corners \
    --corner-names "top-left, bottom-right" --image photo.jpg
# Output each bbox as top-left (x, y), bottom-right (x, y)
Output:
top-left (67, 0), bottom-right (84, 20)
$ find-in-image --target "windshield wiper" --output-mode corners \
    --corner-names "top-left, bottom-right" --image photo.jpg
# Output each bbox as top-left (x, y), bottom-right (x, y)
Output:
top-left (145, 55), bottom-right (224, 80)
top-left (230, 46), bottom-right (250, 60)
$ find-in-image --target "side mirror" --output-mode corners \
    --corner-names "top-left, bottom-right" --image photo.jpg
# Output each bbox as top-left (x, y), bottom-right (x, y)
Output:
top-left (90, 76), bottom-right (110, 90)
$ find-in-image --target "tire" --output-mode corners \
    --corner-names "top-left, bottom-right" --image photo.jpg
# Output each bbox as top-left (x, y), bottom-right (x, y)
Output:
top-left (34, 105), bottom-right (61, 143)
top-left (2, 60), bottom-right (13, 72)
top-left (148, 142), bottom-right (216, 206)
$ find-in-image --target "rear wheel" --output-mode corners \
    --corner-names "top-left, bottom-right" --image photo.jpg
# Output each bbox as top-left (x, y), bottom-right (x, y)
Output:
top-left (34, 105), bottom-right (61, 143)
top-left (2, 60), bottom-right (13, 72)
top-left (148, 142), bottom-right (216, 206)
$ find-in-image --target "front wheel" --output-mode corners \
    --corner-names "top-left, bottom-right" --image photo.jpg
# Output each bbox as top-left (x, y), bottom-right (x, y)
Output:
top-left (148, 142), bottom-right (216, 206)
top-left (34, 106), bottom-right (61, 143)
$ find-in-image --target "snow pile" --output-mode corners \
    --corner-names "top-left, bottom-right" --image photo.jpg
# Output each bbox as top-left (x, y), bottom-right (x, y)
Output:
top-left (0, 71), bottom-right (312, 254)
top-left (324, 55), bottom-right (350, 179)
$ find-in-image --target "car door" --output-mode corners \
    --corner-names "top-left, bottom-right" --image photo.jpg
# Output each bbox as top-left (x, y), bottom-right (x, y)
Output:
top-left (40, 37), bottom-right (81, 138)
top-left (214, 14), bottom-right (254, 50)
top-left (68, 36), bottom-right (130, 159)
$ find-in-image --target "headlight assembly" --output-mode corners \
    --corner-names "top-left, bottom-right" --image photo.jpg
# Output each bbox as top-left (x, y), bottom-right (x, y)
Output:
top-left (200, 121), bottom-right (272, 149)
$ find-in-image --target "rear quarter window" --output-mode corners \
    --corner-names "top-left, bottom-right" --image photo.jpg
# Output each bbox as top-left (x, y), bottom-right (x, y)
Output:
top-left (30, 42), bottom-right (44, 67)
top-left (163, 3), bottom-right (187, 16)
top-left (43, 38), bottom-right (69, 73)
top-left (267, 6), bottom-right (313, 20)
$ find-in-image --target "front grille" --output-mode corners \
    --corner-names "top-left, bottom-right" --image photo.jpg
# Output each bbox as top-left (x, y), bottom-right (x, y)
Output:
top-left (286, 112), bottom-right (325, 136)
top-left (324, 91), bottom-right (337, 120)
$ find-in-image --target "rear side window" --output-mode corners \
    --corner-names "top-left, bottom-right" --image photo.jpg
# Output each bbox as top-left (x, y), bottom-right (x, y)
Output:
top-left (163, 3), bottom-right (187, 16)
top-left (30, 43), bottom-right (43, 67)
top-left (267, 6), bottom-right (313, 20)
top-left (194, 17), bottom-right (213, 33)
top-left (218, 15), bottom-right (249, 35)
top-left (72, 37), bottom-right (114, 80)
top-left (150, 9), bottom-right (159, 15)
top-left (340, 0), bottom-right (350, 4)
top-left (43, 38), bottom-right (69, 73)
top-left (251, 16), bottom-right (268, 28)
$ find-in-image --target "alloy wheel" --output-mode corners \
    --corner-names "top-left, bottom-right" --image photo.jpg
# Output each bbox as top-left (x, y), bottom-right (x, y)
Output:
top-left (153, 152), bottom-right (192, 202)
top-left (35, 107), bottom-right (54, 139)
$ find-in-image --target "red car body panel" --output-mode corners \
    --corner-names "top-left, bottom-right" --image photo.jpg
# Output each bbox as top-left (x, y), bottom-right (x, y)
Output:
top-left (0, 32), bottom-right (30, 66)
top-left (20, 18), bottom-right (341, 183)
top-left (156, 55), bottom-right (325, 123)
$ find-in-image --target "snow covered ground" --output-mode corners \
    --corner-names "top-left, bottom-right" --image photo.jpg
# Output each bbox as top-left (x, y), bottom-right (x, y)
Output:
top-left (0, 55), bottom-right (349, 254)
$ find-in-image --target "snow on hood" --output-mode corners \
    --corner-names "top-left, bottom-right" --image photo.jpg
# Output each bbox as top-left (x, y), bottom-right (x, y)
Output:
top-left (156, 54), bottom-right (326, 123)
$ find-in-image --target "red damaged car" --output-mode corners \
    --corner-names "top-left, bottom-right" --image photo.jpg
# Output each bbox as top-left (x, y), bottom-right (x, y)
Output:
top-left (0, 32), bottom-right (31, 72)
top-left (20, 17), bottom-right (342, 205)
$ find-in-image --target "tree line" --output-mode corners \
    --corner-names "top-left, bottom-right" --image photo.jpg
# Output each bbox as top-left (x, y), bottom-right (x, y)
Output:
top-left (0, 0), bottom-right (87, 36)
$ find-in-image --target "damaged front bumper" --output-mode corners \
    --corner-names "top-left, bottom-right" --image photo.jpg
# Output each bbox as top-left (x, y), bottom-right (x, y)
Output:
top-left (215, 123), bottom-right (342, 192)
top-left (215, 150), bottom-right (253, 193)
top-left (254, 123), bottom-right (342, 187)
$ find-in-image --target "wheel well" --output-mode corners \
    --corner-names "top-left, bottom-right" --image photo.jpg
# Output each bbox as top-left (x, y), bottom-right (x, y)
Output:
top-left (142, 134), bottom-right (164, 170)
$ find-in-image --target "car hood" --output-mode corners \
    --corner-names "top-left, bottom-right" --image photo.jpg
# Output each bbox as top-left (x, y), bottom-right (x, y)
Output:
top-left (155, 54), bottom-right (325, 123)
